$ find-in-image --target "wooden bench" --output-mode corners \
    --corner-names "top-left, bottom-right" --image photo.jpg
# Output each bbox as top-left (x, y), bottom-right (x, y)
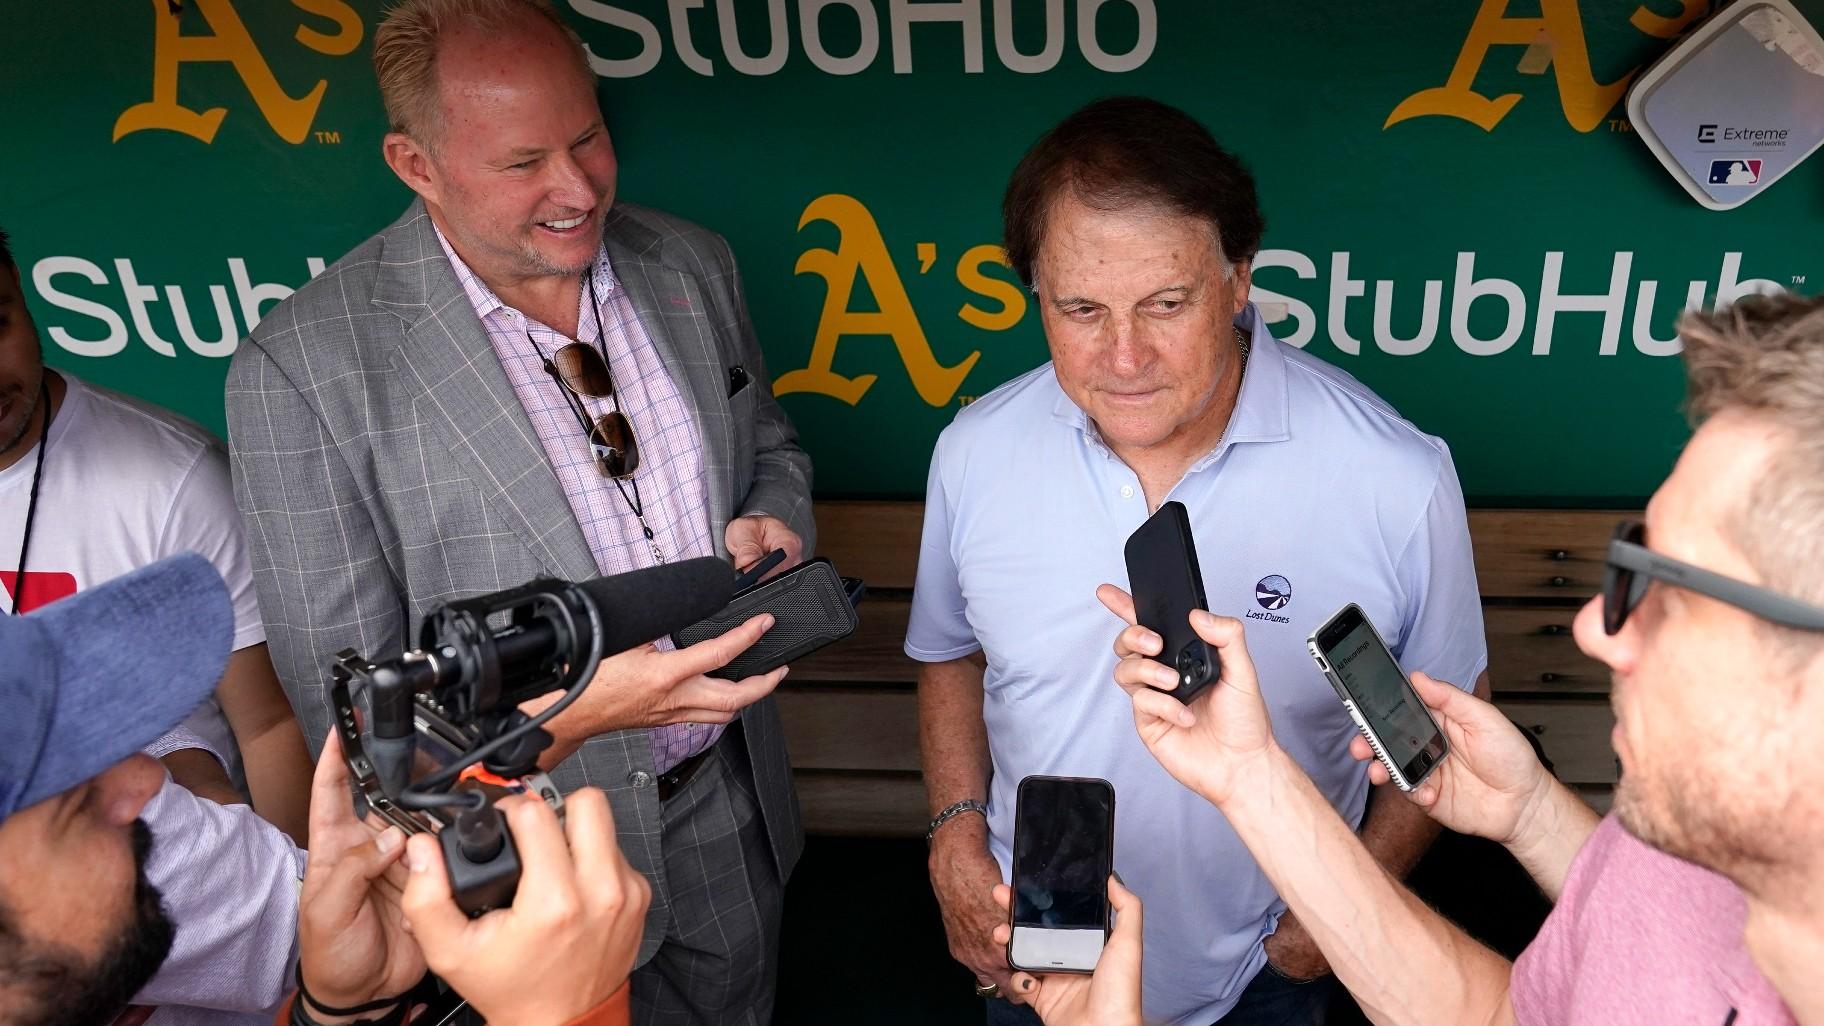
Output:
top-left (784, 502), bottom-right (1628, 837)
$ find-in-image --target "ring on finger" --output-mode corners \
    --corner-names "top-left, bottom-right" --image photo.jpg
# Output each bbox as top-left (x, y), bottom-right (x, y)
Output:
top-left (973, 979), bottom-right (1000, 998)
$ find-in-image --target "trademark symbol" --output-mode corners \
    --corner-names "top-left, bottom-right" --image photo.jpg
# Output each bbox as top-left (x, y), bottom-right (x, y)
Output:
top-left (957, 395), bottom-right (977, 407)
top-left (1607, 119), bottom-right (1632, 133)
top-left (313, 129), bottom-right (342, 144)
top-left (1793, 275), bottom-right (1808, 286)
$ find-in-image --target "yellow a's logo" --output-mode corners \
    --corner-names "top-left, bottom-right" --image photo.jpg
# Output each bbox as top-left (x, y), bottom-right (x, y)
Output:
top-left (1386, 0), bottom-right (1706, 133)
top-left (778, 195), bottom-right (989, 407)
top-left (114, 0), bottom-right (363, 145)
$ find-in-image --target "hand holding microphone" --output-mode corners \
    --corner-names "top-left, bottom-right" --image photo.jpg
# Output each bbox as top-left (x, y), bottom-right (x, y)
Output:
top-left (522, 557), bottom-right (787, 764)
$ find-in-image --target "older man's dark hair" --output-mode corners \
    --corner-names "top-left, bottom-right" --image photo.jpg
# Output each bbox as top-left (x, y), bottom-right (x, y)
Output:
top-left (1002, 96), bottom-right (1266, 289)
top-left (0, 226), bottom-right (12, 271)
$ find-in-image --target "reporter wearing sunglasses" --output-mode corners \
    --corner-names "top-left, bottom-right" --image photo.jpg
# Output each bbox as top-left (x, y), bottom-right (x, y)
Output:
top-left (1011, 294), bottom-right (1824, 1026)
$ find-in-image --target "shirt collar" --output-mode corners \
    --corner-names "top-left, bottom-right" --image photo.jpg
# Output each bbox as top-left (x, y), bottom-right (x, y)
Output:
top-left (431, 223), bottom-right (621, 331)
top-left (1050, 300), bottom-right (1293, 460)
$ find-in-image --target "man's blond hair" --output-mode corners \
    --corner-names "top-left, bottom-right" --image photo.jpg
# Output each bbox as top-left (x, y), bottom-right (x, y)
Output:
top-left (1680, 292), bottom-right (1824, 647)
top-left (372, 0), bottom-right (591, 145)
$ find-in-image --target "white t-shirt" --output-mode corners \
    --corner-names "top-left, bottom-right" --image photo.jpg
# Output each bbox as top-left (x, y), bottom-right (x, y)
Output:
top-left (135, 773), bottom-right (305, 1026)
top-left (0, 372), bottom-right (266, 782)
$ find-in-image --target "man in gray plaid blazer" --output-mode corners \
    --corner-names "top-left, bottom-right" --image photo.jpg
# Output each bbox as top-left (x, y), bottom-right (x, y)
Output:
top-left (224, 2), bottom-right (810, 1022)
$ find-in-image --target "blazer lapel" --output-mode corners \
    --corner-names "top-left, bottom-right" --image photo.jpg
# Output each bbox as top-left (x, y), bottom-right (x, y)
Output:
top-left (370, 201), bottom-right (599, 581)
top-left (604, 215), bottom-right (735, 529)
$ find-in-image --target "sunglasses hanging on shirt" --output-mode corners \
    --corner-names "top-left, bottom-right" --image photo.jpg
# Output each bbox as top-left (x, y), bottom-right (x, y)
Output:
top-left (530, 270), bottom-right (665, 564)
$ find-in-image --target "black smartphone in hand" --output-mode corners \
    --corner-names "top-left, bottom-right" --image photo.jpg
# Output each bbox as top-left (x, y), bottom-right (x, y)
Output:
top-left (1007, 775), bottom-right (1116, 974)
top-left (1124, 500), bottom-right (1218, 702)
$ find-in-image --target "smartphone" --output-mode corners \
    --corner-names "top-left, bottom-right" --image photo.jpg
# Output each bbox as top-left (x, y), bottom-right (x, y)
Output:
top-left (670, 557), bottom-right (860, 680)
top-left (1307, 603), bottom-right (1449, 791)
top-left (1124, 500), bottom-right (1218, 702)
top-left (1006, 776), bottom-right (1116, 974)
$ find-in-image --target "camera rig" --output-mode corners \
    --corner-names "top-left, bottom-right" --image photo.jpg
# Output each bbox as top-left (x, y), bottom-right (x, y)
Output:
top-left (329, 558), bottom-right (735, 915)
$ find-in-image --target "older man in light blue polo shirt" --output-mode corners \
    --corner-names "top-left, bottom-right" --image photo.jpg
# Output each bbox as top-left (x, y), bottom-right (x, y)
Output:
top-left (908, 97), bottom-right (1491, 1026)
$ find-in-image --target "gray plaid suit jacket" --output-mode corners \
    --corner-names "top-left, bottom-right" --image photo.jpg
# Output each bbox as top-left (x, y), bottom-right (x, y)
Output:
top-left (225, 199), bottom-right (810, 962)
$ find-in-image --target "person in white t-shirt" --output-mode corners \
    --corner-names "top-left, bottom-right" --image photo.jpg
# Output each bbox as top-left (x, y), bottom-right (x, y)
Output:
top-left (0, 226), bottom-right (311, 1025)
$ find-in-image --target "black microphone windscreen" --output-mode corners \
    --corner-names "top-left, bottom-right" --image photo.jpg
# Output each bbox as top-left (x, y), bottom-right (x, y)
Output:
top-left (577, 557), bottom-right (736, 654)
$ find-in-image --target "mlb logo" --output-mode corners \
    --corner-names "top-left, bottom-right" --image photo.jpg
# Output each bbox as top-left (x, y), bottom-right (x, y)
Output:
top-left (1709, 159), bottom-right (1762, 185)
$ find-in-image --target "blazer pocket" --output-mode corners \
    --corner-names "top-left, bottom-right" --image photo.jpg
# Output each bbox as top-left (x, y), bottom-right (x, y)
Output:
top-left (726, 363), bottom-right (752, 398)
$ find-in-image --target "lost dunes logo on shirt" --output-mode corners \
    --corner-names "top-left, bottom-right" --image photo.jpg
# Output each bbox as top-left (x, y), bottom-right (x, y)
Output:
top-left (1248, 576), bottom-right (1292, 624)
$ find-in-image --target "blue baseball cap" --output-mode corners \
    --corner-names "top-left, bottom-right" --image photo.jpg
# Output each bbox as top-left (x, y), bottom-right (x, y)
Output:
top-left (0, 552), bottom-right (234, 822)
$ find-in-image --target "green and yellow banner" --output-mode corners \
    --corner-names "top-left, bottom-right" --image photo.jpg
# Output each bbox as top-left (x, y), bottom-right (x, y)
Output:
top-left (9, 0), bottom-right (1820, 502)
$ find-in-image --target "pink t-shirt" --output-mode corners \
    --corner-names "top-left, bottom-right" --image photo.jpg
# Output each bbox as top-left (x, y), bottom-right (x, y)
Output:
top-left (1512, 814), bottom-right (1794, 1026)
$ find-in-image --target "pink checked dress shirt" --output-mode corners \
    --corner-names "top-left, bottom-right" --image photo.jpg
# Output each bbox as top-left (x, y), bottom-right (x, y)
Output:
top-left (436, 228), bottom-right (722, 773)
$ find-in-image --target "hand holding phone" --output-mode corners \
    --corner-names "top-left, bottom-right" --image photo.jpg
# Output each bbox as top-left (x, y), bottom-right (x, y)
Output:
top-left (671, 557), bottom-right (860, 680)
top-left (1346, 670), bottom-right (1555, 845)
top-left (1100, 586), bottom-right (1279, 807)
top-left (723, 515), bottom-right (803, 582)
top-left (1006, 776), bottom-right (1116, 974)
top-left (1308, 604), bottom-right (1449, 791)
top-left (733, 548), bottom-right (788, 591)
top-left (1123, 501), bottom-right (1218, 702)
top-left (991, 877), bottom-right (1145, 1026)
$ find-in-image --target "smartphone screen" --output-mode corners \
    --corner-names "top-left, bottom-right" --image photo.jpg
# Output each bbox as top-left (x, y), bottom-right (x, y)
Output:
top-left (1008, 776), bottom-right (1115, 973)
top-left (1312, 606), bottom-right (1447, 788)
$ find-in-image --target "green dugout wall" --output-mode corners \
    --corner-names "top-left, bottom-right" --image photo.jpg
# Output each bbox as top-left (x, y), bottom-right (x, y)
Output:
top-left (9, 0), bottom-right (1821, 504)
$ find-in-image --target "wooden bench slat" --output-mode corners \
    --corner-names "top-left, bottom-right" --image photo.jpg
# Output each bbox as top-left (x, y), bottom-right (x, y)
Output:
top-left (1495, 698), bottom-right (1618, 786)
top-left (795, 771), bottom-right (928, 837)
top-left (794, 598), bottom-right (1611, 694)
top-left (813, 501), bottom-right (926, 591)
top-left (779, 689), bottom-right (921, 771)
top-left (816, 502), bottom-right (1636, 600)
top-left (777, 689), bottom-right (1619, 786)
top-left (1470, 510), bottom-right (1633, 600)
top-left (1484, 606), bottom-right (1608, 694)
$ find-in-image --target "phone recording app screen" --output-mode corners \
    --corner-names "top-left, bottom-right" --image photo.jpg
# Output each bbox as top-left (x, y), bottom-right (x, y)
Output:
top-left (1012, 781), bottom-right (1112, 930)
top-left (1333, 622), bottom-right (1433, 766)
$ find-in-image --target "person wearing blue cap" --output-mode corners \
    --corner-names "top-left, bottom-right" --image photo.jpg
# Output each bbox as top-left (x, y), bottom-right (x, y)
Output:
top-left (0, 552), bottom-right (653, 1026)
top-left (0, 552), bottom-right (238, 1025)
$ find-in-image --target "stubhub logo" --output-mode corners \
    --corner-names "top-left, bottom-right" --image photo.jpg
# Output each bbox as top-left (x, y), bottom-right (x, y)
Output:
top-left (29, 256), bottom-right (326, 358)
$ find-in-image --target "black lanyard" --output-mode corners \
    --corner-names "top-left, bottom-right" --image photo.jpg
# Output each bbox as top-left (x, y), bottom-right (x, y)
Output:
top-left (10, 379), bottom-right (51, 615)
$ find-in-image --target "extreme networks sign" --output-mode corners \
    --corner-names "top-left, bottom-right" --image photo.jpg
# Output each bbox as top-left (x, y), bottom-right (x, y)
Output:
top-left (7, 0), bottom-right (1819, 502)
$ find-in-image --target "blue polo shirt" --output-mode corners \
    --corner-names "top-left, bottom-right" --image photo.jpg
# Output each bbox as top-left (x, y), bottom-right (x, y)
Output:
top-left (906, 303), bottom-right (1488, 1025)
